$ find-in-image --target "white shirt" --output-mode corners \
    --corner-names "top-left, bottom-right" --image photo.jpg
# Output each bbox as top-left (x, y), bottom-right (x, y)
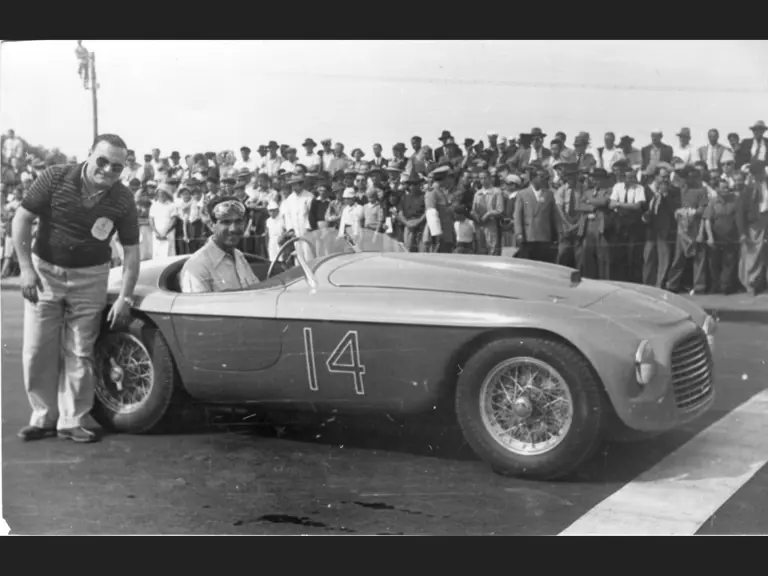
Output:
top-left (282, 190), bottom-right (314, 235)
top-left (610, 183), bottom-right (645, 205)
top-left (180, 238), bottom-right (260, 293)
top-left (338, 204), bottom-right (364, 237)
top-left (751, 139), bottom-right (767, 162)
top-left (454, 219), bottom-right (476, 243)
top-left (2, 137), bottom-right (24, 161)
top-left (280, 160), bottom-right (296, 174)
top-left (759, 180), bottom-right (768, 213)
top-left (297, 153), bottom-right (321, 173)
top-left (260, 155), bottom-right (284, 177)
top-left (531, 186), bottom-right (543, 202)
top-left (600, 147), bottom-right (625, 171)
top-left (266, 214), bottom-right (287, 262)
top-left (149, 201), bottom-right (178, 234)
top-left (673, 144), bottom-right (696, 166)
top-left (233, 158), bottom-right (259, 173)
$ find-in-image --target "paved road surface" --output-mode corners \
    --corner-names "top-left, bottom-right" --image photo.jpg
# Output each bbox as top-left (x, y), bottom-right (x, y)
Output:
top-left (2, 289), bottom-right (767, 535)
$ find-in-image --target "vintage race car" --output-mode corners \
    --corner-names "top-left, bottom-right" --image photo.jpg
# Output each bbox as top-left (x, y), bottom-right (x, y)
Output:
top-left (95, 229), bottom-right (716, 480)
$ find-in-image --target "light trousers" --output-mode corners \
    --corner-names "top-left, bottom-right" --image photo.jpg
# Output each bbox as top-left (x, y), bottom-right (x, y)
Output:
top-left (23, 254), bottom-right (109, 429)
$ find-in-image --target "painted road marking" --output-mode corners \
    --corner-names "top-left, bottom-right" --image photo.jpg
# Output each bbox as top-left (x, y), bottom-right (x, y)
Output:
top-left (559, 389), bottom-right (768, 536)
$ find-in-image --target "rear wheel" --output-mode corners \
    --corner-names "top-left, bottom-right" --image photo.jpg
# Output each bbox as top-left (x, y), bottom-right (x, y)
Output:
top-left (455, 337), bottom-right (606, 480)
top-left (92, 318), bottom-right (181, 434)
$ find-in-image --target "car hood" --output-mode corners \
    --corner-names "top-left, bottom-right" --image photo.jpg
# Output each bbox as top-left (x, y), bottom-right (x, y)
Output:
top-left (582, 281), bottom-right (697, 328)
top-left (326, 253), bottom-right (621, 307)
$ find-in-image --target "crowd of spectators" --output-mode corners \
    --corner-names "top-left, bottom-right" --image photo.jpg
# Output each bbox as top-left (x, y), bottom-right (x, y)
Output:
top-left (3, 122), bottom-right (767, 296)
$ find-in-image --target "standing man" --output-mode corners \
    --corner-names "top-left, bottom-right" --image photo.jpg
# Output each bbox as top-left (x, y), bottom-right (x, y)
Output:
top-left (398, 173), bottom-right (427, 252)
top-left (554, 165), bottom-right (582, 268)
top-left (434, 131), bottom-right (453, 163)
top-left (513, 166), bottom-right (558, 263)
top-left (319, 139), bottom-right (335, 174)
top-left (673, 127), bottom-right (696, 166)
top-left (234, 146), bottom-right (259, 174)
top-left (370, 143), bottom-right (388, 169)
top-left (572, 133), bottom-right (597, 172)
top-left (3, 129), bottom-right (25, 164)
top-left (698, 129), bottom-right (728, 171)
top-left (297, 139), bottom-right (321, 174)
top-left (641, 130), bottom-right (674, 183)
top-left (75, 41), bottom-right (90, 89)
top-left (641, 166), bottom-right (679, 288)
top-left (609, 161), bottom-right (646, 283)
top-left (665, 166), bottom-right (710, 294)
top-left (424, 166), bottom-right (456, 253)
top-left (618, 135), bottom-right (642, 173)
top-left (596, 132), bottom-right (625, 172)
top-left (736, 160), bottom-right (768, 296)
top-left (471, 169), bottom-right (505, 256)
top-left (576, 168), bottom-right (613, 280)
top-left (741, 120), bottom-right (768, 164)
top-left (12, 134), bottom-right (139, 443)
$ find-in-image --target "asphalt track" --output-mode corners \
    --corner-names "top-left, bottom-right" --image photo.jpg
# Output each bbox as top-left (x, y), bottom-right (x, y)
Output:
top-left (1, 288), bottom-right (767, 535)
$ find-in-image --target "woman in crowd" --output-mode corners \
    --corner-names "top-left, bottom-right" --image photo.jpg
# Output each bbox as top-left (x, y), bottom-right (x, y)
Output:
top-left (135, 187), bottom-right (153, 261)
top-left (149, 184), bottom-right (179, 259)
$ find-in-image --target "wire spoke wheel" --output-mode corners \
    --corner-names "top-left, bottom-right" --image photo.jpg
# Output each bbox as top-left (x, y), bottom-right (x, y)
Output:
top-left (95, 332), bottom-right (155, 415)
top-left (480, 357), bottom-right (574, 456)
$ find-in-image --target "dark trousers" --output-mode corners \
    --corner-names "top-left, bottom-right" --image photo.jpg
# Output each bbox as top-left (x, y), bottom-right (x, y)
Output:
top-left (520, 241), bottom-right (555, 263)
top-left (666, 238), bottom-right (708, 293)
top-left (556, 236), bottom-right (578, 269)
top-left (707, 242), bottom-right (740, 293)
top-left (643, 230), bottom-right (673, 288)
top-left (610, 226), bottom-right (644, 283)
top-left (576, 223), bottom-right (611, 280)
top-left (454, 241), bottom-right (474, 254)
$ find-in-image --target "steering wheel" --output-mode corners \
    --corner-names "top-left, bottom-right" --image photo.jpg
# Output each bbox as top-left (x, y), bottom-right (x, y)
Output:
top-left (266, 235), bottom-right (318, 284)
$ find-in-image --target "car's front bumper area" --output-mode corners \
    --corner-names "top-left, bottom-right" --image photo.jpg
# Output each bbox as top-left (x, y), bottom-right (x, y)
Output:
top-left (605, 327), bottom-right (715, 434)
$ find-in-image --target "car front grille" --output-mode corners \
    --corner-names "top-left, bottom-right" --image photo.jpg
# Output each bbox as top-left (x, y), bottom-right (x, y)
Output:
top-left (670, 330), bottom-right (714, 413)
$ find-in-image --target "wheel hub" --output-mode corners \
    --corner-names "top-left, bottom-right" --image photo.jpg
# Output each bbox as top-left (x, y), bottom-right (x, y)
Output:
top-left (109, 359), bottom-right (124, 390)
top-left (512, 396), bottom-right (533, 419)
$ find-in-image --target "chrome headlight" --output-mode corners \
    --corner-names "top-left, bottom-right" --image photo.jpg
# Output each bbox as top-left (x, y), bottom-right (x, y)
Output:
top-left (635, 340), bottom-right (656, 386)
top-left (702, 315), bottom-right (717, 352)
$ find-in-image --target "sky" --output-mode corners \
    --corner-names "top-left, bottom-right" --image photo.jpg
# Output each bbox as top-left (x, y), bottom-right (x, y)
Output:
top-left (2, 40), bottom-right (768, 162)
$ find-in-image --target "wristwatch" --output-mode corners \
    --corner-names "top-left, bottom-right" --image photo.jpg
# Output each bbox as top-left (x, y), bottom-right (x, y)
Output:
top-left (122, 296), bottom-right (134, 307)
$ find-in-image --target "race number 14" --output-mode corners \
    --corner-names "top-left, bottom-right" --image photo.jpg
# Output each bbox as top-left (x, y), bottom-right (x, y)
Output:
top-left (303, 328), bottom-right (367, 395)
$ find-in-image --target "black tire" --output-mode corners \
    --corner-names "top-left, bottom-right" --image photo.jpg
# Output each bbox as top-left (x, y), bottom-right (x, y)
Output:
top-left (91, 317), bottom-right (181, 434)
top-left (455, 336), bottom-right (606, 481)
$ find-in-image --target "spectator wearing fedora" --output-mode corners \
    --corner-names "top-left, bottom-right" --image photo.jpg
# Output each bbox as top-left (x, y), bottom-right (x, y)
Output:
top-left (434, 131), bottom-right (454, 163)
top-left (736, 159), bottom-right (768, 295)
top-left (576, 168), bottom-right (614, 280)
top-left (554, 164), bottom-right (583, 268)
top-left (319, 138), bottom-right (334, 173)
top-left (410, 136), bottom-right (423, 159)
top-left (609, 161), bottom-right (646, 283)
top-left (617, 135), bottom-right (641, 173)
top-left (390, 143), bottom-right (408, 171)
top-left (260, 141), bottom-right (283, 178)
top-left (741, 120), bottom-right (768, 164)
top-left (571, 132), bottom-right (597, 172)
top-left (281, 173), bottom-right (315, 258)
top-left (696, 129), bottom-right (728, 171)
top-left (665, 166), bottom-right (711, 294)
top-left (641, 165), bottom-right (680, 288)
top-left (514, 165), bottom-right (559, 263)
top-left (727, 132), bottom-right (750, 170)
top-left (596, 132), bottom-right (626, 173)
top-left (703, 177), bottom-right (740, 294)
top-left (234, 146), bottom-right (259, 174)
top-left (641, 130), bottom-right (674, 181)
top-left (280, 147), bottom-right (298, 174)
top-left (309, 179), bottom-right (333, 230)
top-left (324, 181), bottom-right (345, 230)
top-left (405, 145), bottom-right (432, 179)
top-left (298, 138), bottom-right (321, 173)
top-left (424, 165), bottom-right (455, 253)
top-left (471, 168), bottom-right (505, 256)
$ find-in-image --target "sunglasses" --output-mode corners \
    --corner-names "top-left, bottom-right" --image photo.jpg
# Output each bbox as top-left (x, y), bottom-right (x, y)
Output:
top-left (95, 156), bottom-right (125, 174)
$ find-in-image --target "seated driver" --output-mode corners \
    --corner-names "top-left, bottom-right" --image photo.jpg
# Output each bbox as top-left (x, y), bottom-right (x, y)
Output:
top-left (180, 195), bottom-right (260, 293)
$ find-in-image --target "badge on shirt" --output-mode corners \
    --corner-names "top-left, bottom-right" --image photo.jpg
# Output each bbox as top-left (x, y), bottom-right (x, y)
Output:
top-left (91, 217), bottom-right (114, 241)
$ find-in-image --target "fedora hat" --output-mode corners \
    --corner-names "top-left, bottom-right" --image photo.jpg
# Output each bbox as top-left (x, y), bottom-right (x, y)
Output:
top-left (438, 130), bottom-right (453, 141)
top-left (750, 120), bottom-right (768, 131)
top-left (530, 127), bottom-right (547, 138)
top-left (302, 138), bottom-right (317, 147)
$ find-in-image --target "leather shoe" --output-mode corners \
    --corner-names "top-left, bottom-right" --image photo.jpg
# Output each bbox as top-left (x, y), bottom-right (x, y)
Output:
top-left (58, 427), bottom-right (100, 443)
top-left (18, 425), bottom-right (57, 441)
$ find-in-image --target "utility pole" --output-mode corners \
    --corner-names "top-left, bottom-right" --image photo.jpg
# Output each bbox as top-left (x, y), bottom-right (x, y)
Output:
top-left (90, 51), bottom-right (99, 141)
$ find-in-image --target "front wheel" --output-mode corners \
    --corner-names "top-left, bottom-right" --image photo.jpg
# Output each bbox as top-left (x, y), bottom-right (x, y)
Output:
top-left (455, 337), bottom-right (606, 480)
top-left (92, 318), bottom-right (181, 434)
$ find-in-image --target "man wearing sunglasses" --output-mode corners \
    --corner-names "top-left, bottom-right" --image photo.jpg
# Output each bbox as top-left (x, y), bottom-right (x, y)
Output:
top-left (12, 133), bottom-right (140, 444)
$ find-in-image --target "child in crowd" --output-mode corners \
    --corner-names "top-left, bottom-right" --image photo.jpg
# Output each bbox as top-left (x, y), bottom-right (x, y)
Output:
top-left (453, 205), bottom-right (477, 254)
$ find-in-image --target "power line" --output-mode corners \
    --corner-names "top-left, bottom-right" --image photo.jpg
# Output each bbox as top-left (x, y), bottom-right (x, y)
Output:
top-left (263, 70), bottom-right (768, 95)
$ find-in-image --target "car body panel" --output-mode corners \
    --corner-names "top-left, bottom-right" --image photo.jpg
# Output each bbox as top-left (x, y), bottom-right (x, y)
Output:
top-left (105, 246), bottom-right (714, 433)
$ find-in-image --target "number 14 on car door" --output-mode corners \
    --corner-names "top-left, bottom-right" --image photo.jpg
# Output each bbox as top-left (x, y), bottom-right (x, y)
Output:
top-left (303, 327), bottom-right (367, 396)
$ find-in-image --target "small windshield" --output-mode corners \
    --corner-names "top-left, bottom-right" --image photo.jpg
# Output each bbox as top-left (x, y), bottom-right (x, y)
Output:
top-left (298, 228), bottom-right (408, 266)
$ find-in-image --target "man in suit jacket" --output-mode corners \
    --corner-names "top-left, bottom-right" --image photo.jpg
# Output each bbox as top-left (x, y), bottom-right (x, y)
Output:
top-left (740, 120), bottom-right (768, 165)
top-left (641, 165), bottom-right (680, 288)
top-left (727, 132), bottom-right (751, 169)
top-left (509, 129), bottom-right (551, 172)
top-left (697, 129), bottom-right (729, 170)
top-left (434, 131), bottom-right (453, 163)
top-left (641, 130), bottom-right (674, 182)
top-left (513, 166), bottom-right (559, 263)
top-left (370, 143), bottom-right (389, 169)
top-left (736, 160), bottom-right (768, 295)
